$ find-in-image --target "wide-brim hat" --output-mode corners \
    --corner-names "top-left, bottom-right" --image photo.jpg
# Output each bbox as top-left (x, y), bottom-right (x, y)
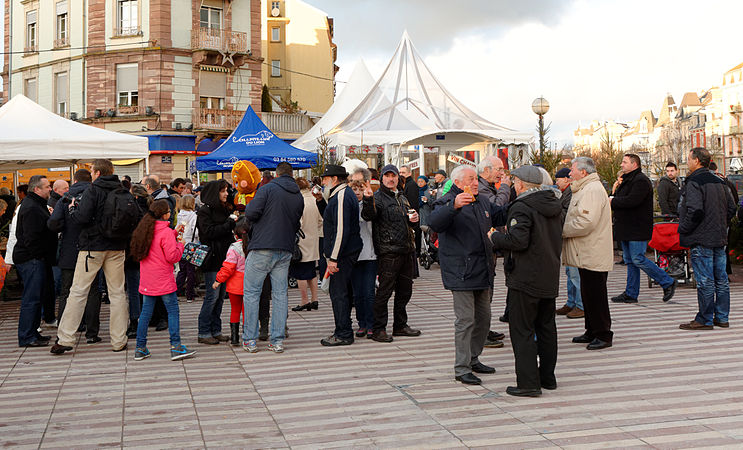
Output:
top-left (320, 164), bottom-right (348, 178)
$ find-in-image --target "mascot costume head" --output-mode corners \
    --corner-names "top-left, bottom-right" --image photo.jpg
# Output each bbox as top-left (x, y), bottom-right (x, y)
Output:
top-left (230, 160), bottom-right (261, 210)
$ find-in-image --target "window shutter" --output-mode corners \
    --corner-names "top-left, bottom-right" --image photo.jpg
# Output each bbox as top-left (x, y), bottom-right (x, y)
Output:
top-left (56, 1), bottom-right (67, 15)
top-left (27, 11), bottom-right (37, 24)
top-left (199, 70), bottom-right (227, 98)
top-left (116, 64), bottom-right (139, 93)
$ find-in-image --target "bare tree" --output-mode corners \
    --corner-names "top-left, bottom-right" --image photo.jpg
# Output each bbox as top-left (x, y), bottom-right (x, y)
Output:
top-left (311, 131), bottom-right (341, 178)
top-left (653, 122), bottom-right (685, 174)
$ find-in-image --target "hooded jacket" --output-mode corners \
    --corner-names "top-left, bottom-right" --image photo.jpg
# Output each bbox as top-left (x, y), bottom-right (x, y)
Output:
top-left (47, 181), bottom-right (92, 269)
top-left (138, 220), bottom-right (184, 296)
top-left (216, 240), bottom-right (247, 296)
top-left (656, 175), bottom-right (680, 216)
top-left (361, 184), bottom-right (416, 256)
top-left (491, 188), bottom-right (563, 298)
top-left (562, 172), bottom-right (614, 272)
top-left (70, 175), bottom-right (128, 251)
top-left (196, 180), bottom-right (236, 272)
top-left (678, 167), bottom-right (736, 248)
top-left (13, 192), bottom-right (57, 265)
top-left (244, 174), bottom-right (304, 253)
top-left (323, 183), bottom-right (362, 262)
top-left (611, 167), bottom-right (653, 241)
top-left (428, 183), bottom-right (508, 291)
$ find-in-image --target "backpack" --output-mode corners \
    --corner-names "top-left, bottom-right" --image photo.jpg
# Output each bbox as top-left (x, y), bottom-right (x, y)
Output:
top-left (100, 188), bottom-right (140, 240)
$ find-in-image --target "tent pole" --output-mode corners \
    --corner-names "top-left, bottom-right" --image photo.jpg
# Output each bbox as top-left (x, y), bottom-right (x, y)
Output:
top-left (13, 170), bottom-right (19, 199)
top-left (418, 144), bottom-right (425, 177)
top-left (384, 144), bottom-right (390, 166)
top-left (145, 155), bottom-right (150, 175)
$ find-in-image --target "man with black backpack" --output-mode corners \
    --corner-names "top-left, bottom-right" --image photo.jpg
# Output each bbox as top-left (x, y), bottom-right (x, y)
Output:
top-left (52, 159), bottom-right (140, 354)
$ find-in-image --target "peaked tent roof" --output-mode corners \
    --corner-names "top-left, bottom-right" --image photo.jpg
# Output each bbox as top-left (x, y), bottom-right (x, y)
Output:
top-left (292, 60), bottom-right (376, 151)
top-left (195, 106), bottom-right (317, 171)
top-left (0, 94), bottom-right (149, 170)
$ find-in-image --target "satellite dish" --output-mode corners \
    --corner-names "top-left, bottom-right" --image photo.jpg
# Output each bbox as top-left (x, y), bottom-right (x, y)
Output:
top-left (271, 7), bottom-right (280, 16)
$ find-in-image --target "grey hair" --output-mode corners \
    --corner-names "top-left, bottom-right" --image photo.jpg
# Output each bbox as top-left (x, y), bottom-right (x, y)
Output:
top-left (0, 187), bottom-right (10, 196)
top-left (450, 165), bottom-right (476, 183)
top-left (573, 156), bottom-right (596, 174)
top-left (28, 175), bottom-right (47, 192)
top-left (477, 157), bottom-right (494, 174)
top-left (537, 167), bottom-right (553, 186)
top-left (351, 168), bottom-right (371, 182)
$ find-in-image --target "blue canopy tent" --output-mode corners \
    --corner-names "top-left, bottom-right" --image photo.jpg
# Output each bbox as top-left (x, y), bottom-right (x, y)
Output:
top-left (195, 106), bottom-right (317, 172)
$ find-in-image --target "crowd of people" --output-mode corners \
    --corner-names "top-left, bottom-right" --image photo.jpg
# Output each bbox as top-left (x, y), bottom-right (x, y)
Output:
top-left (2, 145), bottom-right (738, 397)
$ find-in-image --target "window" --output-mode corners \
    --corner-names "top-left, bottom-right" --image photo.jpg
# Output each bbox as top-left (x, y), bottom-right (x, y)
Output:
top-left (55, 2), bottom-right (68, 46)
top-left (271, 60), bottom-right (281, 77)
top-left (271, 27), bottom-right (280, 42)
top-left (199, 97), bottom-right (225, 110)
top-left (26, 11), bottom-right (37, 52)
top-left (200, 6), bottom-right (222, 30)
top-left (116, 63), bottom-right (138, 113)
top-left (24, 78), bottom-right (37, 103)
top-left (55, 72), bottom-right (69, 117)
top-left (117, 0), bottom-right (138, 35)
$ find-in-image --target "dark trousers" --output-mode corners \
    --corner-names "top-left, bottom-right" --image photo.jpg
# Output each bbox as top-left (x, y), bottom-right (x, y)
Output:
top-left (125, 266), bottom-right (141, 324)
top-left (176, 260), bottom-right (197, 300)
top-left (373, 252), bottom-right (414, 332)
top-left (328, 256), bottom-right (356, 340)
top-left (578, 268), bottom-right (613, 343)
top-left (16, 259), bottom-right (45, 346)
top-left (41, 264), bottom-right (56, 323)
top-left (508, 289), bottom-right (558, 390)
top-left (58, 268), bottom-right (101, 338)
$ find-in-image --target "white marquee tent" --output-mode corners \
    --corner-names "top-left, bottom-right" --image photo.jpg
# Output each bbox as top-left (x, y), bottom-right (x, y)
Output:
top-left (0, 94), bottom-right (149, 171)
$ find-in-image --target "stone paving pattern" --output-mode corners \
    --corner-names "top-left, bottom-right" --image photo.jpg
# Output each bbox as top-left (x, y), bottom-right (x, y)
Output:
top-left (1, 263), bottom-right (742, 449)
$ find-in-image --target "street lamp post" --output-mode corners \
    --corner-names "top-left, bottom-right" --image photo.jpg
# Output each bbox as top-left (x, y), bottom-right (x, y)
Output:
top-left (532, 97), bottom-right (550, 161)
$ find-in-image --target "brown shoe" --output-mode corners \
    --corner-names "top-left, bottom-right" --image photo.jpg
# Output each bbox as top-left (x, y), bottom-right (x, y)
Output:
top-left (679, 321), bottom-right (713, 330)
top-left (370, 330), bottom-right (393, 343)
top-left (714, 320), bottom-right (730, 328)
top-left (198, 336), bottom-right (220, 345)
top-left (556, 305), bottom-right (572, 315)
top-left (566, 307), bottom-right (584, 319)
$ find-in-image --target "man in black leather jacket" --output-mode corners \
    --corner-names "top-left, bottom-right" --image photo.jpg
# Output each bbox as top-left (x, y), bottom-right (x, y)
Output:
top-left (362, 164), bottom-right (421, 343)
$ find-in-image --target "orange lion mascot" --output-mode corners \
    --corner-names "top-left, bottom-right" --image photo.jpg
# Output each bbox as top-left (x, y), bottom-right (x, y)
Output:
top-left (231, 160), bottom-right (261, 210)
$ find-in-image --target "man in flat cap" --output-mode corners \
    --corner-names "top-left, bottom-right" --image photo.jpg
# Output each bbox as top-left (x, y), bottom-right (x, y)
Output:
top-left (489, 165), bottom-right (563, 397)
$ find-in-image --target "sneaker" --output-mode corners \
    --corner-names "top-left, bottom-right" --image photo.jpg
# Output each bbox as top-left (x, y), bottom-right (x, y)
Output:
top-left (611, 292), bottom-right (638, 303)
top-left (198, 336), bottom-right (220, 345)
top-left (134, 347), bottom-right (151, 361)
top-left (662, 280), bottom-right (677, 302)
top-left (186, 298), bottom-right (194, 303)
top-left (243, 340), bottom-right (258, 353)
top-left (320, 335), bottom-right (354, 346)
top-left (170, 344), bottom-right (196, 361)
top-left (483, 338), bottom-right (504, 348)
top-left (268, 342), bottom-right (284, 353)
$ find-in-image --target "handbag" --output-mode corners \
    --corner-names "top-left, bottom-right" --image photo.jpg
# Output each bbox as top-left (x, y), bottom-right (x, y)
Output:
top-left (291, 229), bottom-right (306, 262)
top-left (181, 222), bottom-right (210, 267)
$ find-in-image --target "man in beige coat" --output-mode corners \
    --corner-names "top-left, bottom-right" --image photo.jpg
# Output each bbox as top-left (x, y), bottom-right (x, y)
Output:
top-left (562, 157), bottom-right (615, 350)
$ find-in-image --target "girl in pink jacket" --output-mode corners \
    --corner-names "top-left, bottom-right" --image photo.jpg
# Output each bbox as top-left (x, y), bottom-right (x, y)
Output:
top-left (129, 199), bottom-right (196, 362)
top-left (213, 218), bottom-right (250, 346)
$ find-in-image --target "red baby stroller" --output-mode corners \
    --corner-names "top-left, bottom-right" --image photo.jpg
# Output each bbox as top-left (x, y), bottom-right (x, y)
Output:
top-left (647, 217), bottom-right (695, 288)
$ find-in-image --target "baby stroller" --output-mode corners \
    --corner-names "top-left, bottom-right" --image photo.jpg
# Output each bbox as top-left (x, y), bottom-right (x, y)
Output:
top-left (647, 216), bottom-right (695, 288)
top-left (419, 225), bottom-right (439, 270)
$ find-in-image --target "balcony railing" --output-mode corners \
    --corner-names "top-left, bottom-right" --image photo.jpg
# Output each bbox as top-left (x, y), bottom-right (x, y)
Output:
top-left (117, 105), bottom-right (139, 116)
top-left (192, 27), bottom-right (248, 54)
top-left (260, 112), bottom-right (313, 135)
top-left (116, 26), bottom-right (142, 37)
top-left (730, 126), bottom-right (743, 135)
top-left (193, 108), bottom-right (244, 130)
top-left (730, 104), bottom-right (743, 114)
top-left (23, 45), bottom-right (38, 54)
top-left (53, 37), bottom-right (69, 48)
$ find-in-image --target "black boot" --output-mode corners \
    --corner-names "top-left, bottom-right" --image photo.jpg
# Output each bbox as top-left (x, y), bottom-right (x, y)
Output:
top-left (230, 322), bottom-right (240, 346)
top-left (259, 319), bottom-right (269, 341)
top-left (126, 319), bottom-right (138, 339)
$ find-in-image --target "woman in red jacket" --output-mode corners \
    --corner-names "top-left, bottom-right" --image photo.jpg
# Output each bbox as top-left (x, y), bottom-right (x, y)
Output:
top-left (130, 200), bottom-right (196, 362)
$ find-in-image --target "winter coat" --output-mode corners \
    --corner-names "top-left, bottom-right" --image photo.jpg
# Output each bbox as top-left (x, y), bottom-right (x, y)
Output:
top-left (244, 174), bottom-right (304, 253)
top-left (47, 181), bottom-right (92, 270)
top-left (216, 240), bottom-right (246, 295)
top-left (139, 220), bottom-right (184, 296)
top-left (323, 183), bottom-right (362, 262)
top-left (297, 190), bottom-right (322, 262)
top-left (402, 177), bottom-right (420, 211)
top-left (477, 176), bottom-right (499, 206)
top-left (176, 210), bottom-right (199, 244)
top-left (361, 184), bottom-right (416, 256)
top-left (562, 172), bottom-right (614, 272)
top-left (611, 167), bottom-right (653, 242)
top-left (678, 167), bottom-right (737, 249)
top-left (656, 176), bottom-right (680, 216)
top-left (559, 185), bottom-right (572, 218)
top-left (48, 191), bottom-right (62, 209)
top-left (0, 193), bottom-right (16, 231)
top-left (428, 183), bottom-right (508, 291)
top-left (125, 195), bottom-right (149, 270)
top-left (13, 192), bottom-right (57, 265)
top-left (70, 175), bottom-right (128, 251)
top-left (491, 188), bottom-right (563, 298)
top-left (418, 185), bottom-right (434, 226)
top-left (196, 181), bottom-right (236, 272)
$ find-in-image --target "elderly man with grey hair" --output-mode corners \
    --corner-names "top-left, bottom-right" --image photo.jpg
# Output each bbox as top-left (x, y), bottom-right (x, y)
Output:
top-left (477, 156), bottom-right (511, 207)
top-left (563, 157), bottom-right (614, 351)
top-left (429, 165), bottom-right (508, 385)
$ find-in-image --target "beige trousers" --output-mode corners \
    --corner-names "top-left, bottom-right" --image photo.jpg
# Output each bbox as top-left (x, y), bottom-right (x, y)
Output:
top-left (57, 250), bottom-right (129, 349)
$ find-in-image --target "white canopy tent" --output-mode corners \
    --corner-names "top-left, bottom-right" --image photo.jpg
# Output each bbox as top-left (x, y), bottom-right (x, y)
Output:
top-left (0, 95), bottom-right (149, 171)
top-left (294, 32), bottom-right (533, 172)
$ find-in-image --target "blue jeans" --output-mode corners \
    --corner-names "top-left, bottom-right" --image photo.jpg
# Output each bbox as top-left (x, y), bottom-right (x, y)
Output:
top-left (16, 259), bottom-right (45, 346)
top-left (352, 260), bottom-right (377, 330)
top-left (125, 266), bottom-right (141, 323)
top-left (565, 265), bottom-right (583, 310)
top-left (198, 271), bottom-right (225, 338)
top-left (690, 246), bottom-right (729, 326)
top-left (621, 240), bottom-right (674, 298)
top-left (243, 250), bottom-right (292, 344)
top-left (137, 292), bottom-right (181, 348)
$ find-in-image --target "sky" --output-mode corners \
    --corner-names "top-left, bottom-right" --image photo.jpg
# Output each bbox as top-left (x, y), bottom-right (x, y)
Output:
top-left (309, 0), bottom-right (743, 147)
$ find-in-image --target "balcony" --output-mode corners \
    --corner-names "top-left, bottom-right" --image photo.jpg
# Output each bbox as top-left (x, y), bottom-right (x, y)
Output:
top-left (192, 27), bottom-right (249, 54)
top-left (193, 108), bottom-right (314, 138)
top-left (730, 126), bottom-right (743, 135)
top-left (117, 105), bottom-right (140, 116)
top-left (260, 112), bottom-right (313, 136)
top-left (193, 108), bottom-right (244, 131)
top-left (53, 37), bottom-right (69, 48)
top-left (731, 104), bottom-right (743, 114)
top-left (115, 26), bottom-right (142, 37)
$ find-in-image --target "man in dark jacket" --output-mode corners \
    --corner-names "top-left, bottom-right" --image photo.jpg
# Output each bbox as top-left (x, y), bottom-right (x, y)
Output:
top-left (610, 154), bottom-right (676, 304)
top-left (362, 164), bottom-right (421, 343)
top-left (477, 156), bottom-right (511, 207)
top-left (319, 165), bottom-right (362, 346)
top-left (678, 148), bottom-right (737, 330)
top-left (15, 175), bottom-right (56, 347)
top-left (52, 160), bottom-right (131, 354)
top-left (242, 162), bottom-right (304, 353)
top-left (489, 166), bottom-right (562, 397)
top-left (48, 179), bottom-right (69, 208)
top-left (429, 165), bottom-right (507, 385)
top-left (398, 165), bottom-right (420, 211)
top-left (656, 162), bottom-right (680, 216)
top-left (554, 167), bottom-right (584, 319)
